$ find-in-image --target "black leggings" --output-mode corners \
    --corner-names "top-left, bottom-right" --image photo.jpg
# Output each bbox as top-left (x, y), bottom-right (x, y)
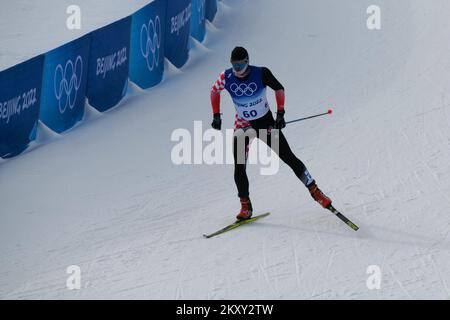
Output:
top-left (233, 112), bottom-right (314, 198)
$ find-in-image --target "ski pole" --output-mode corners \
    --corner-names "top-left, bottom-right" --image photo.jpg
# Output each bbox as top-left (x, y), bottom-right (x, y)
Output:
top-left (285, 108), bottom-right (333, 125)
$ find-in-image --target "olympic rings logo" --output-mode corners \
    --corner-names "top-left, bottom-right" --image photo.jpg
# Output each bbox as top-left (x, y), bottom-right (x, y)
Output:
top-left (140, 16), bottom-right (161, 72)
top-left (230, 82), bottom-right (258, 97)
top-left (54, 56), bottom-right (83, 114)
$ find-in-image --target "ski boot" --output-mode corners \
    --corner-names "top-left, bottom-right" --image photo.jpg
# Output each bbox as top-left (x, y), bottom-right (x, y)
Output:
top-left (308, 182), bottom-right (332, 208)
top-left (236, 197), bottom-right (253, 220)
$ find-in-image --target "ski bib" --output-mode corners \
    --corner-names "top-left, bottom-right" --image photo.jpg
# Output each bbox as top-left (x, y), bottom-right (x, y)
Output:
top-left (224, 67), bottom-right (270, 121)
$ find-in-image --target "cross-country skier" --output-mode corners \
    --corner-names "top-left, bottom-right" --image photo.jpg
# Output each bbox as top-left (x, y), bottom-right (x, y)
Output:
top-left (210, 46), bottom-right (332, 220)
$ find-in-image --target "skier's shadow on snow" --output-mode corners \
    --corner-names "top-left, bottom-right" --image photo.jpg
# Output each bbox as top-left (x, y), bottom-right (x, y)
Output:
top-left (261, 221), bottom-right (450, 251)
top-left (356, 224), bottom-right (450, 251)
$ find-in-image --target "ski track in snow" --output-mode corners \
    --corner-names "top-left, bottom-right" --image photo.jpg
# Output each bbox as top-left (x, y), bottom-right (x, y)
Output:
top-left (1, 0), bottom-right (450, 299)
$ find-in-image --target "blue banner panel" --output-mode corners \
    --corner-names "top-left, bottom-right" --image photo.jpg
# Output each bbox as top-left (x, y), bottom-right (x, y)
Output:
top-left (87, 16), bottom-right (131, 112)
top-left (130, 0), bottom-right (166, 89)
top-left (191, 0), bottom-right (206, 42)
top-left (0, 55), bottom-right (44, 158)
top-left (40, 35), bottom-right (90, 133)
top-left (165, 0), bottom-right (192, 68)
top-left (206, 0), bottom-right (218, 22)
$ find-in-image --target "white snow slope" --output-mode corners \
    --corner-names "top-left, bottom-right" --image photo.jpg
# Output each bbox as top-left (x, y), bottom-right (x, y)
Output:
top-left (1, 0), bottom-right (450, 299)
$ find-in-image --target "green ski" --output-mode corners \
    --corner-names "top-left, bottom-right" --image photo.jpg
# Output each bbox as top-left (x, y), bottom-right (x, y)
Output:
top-left (203, 212), bottom-right (271, 239)
top-left (327, 204), bottom-right (359, 231)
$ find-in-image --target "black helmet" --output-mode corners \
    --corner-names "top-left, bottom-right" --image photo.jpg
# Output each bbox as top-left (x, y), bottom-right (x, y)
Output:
top-left (230, 47), bottom-right (249, 73)
top-left (230, 46), bottom-right (249, 63)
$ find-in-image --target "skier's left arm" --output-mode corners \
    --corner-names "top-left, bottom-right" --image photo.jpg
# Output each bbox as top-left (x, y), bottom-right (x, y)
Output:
top-left (262, 67), bottom-right (286, 128)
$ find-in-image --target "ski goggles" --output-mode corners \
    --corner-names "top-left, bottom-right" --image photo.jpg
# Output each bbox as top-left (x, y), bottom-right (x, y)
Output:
top-left (231, 59), bottom-right (249, 72)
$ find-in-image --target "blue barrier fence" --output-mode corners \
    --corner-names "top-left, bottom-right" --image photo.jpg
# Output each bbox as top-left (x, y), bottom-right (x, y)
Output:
top-left (206, 0), bottom-right (218, 22)
top-left (87, 16), bottom-right (132, 112)
top-left (165, 0), bottom-right (192, 68)
top-left (130, 0), bottom-right (166, 90)
top-left (191, 0), bottom-right (207, 43)
top-left (40, 35), bottom-right (90, 133)
top-left (0, 0), bottom-right (220, 159)
top-left (0, 56), bottom-right (44, 158)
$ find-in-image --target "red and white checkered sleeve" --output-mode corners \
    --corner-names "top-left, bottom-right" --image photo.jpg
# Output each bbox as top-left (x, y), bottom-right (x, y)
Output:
top-left (211, 71), bottom-right (226, 114)
top-left (211, 71), bottom-right (225, 93)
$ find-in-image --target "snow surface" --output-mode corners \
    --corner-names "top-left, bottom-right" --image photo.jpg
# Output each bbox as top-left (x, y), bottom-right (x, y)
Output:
top-left (1, 0), bottom-right (450, 299)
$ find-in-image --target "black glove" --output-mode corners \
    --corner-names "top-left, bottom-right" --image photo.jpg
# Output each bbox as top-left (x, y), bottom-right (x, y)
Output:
top-left (274, 110), bottom-right (286, 129)
top-left (211, 113), bottom-right (222, 130)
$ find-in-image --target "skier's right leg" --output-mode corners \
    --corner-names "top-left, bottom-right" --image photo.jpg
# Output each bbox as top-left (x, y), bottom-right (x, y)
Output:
top-left (233, 127), bottom-right (256, 220)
